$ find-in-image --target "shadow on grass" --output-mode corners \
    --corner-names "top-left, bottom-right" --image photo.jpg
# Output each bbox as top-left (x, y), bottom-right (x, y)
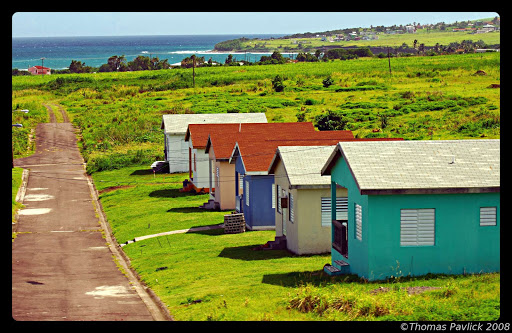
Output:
top-left (149, 188), bottom-right (206, 198)
top-left (218, 244), bottom-right (293, 261)
top-left (262, 271), bottom-right (361, 287)
top-left (130, 169), bottom-right (154, 176)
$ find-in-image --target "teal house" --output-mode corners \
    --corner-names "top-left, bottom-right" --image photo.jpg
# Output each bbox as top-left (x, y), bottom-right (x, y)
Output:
top-left (321, 140), bottom-right (500, 281)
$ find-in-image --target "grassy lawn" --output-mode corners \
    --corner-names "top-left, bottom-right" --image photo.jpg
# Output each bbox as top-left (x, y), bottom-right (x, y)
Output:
top-left (92, 166), bottom-right (500, 321)
top-left (12, 167), bottom-right (24, 223)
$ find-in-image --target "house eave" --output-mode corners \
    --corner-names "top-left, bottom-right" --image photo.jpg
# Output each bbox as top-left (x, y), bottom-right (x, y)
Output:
top-left (290, 184), bottom-right (331, 190)
top-left (360, 186), bottom-right (500, 195)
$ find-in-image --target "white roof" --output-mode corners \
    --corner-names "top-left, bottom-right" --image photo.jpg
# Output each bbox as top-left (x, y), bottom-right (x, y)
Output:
top-left (327, 139), bottom-right (500, 194)
top-left (161, 113), bottom-right (267, 135)
top-left (276, 146), bottom-right (336, 188)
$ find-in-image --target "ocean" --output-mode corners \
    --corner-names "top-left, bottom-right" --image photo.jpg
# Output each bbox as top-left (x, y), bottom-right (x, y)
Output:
top-left (11, 34), bottom-right (290, 70)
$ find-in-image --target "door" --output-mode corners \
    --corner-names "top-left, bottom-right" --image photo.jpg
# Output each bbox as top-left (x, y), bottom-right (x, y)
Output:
top-left (333, 220), bottom-right (348, 258)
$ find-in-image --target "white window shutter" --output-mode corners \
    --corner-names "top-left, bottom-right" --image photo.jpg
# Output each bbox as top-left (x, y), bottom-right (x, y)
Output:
top-left (400, 209), bottom-right (435, 246)
top-left (355, 203), bottom-right (362, 241)
top-left (271, 184), bottom-right (276, 208)
top-left (245, 180), bottom-right (249, 206)
top-left (321, 197), bottom-right (348, 226)
top-left (480, 207), bottom-right (497, 226)
top-left (289, 194), bottom-right (294, 222)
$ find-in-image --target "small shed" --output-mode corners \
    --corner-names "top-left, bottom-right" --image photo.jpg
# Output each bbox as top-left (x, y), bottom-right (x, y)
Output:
top-left (160, 113), bottom-right (266, 173)
top-left (321, 139), bottom-right (500, 280)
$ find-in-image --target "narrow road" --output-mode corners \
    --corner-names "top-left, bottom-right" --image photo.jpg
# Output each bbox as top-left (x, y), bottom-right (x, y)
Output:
top-left (12, 104), bottom-right (171, 321)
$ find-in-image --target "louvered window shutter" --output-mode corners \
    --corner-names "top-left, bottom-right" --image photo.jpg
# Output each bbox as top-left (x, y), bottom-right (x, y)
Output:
top-left (400, 209), bottom-right (435, 246)
top-left (480, 207), bottom-right (497, 226)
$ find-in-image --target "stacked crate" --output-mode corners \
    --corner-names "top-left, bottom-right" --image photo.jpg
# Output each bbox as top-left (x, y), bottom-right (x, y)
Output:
top-left (224, 213), bottom-right (246, 234)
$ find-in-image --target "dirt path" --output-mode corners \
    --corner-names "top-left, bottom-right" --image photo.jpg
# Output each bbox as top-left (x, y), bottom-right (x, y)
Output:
top-left (12, 106), bottom-right (172, 321)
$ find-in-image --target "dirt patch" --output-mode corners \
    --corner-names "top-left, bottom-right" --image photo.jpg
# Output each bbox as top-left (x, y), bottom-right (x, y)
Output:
top-left (98, 185), bottom-right (135, 194)
top-left (369, 286), bottom-right (442, 295)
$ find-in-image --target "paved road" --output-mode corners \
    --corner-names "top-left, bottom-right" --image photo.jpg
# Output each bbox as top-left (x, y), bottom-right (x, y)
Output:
top-left (12, 104), bottom-right (171, 321)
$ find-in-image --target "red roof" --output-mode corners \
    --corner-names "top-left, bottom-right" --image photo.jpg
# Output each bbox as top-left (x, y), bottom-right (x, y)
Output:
top-left (238, 136), bottom-right (404, 173)
top-left (204, 122), bottom-right (317, 159)
top-left (30, 65), bottom-right (50, 70)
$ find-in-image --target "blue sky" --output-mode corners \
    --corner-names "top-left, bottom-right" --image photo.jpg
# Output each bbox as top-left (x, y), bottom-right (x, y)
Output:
top-left (12, 12), bottom-right (498, 38)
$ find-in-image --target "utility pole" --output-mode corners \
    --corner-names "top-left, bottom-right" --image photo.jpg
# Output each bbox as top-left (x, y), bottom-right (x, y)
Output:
top-left (41, 57), bottom-right (45, 74)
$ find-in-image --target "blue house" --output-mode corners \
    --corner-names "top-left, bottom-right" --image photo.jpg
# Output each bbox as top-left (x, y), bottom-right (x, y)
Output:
top-left (229, 130), bottom-right (355, 230)
top-left (321, 139), bottom-right (500, 280)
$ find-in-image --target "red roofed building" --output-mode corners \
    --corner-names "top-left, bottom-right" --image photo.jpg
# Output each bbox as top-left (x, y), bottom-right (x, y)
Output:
top-left (28, 65), bottom-right (51, 75)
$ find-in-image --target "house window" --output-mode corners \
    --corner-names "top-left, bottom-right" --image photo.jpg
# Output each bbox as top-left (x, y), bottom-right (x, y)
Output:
top-left (289, 193), bottom-right (294, 222)
top-left (239, 174), bottom-right (244, 192)
top-left (271, 183), bottom-right (276, 208)
top-left (400, 209), bottom-right (435, 246)
top-left (216, 167), bottom-right (220, 189)
top-left (245, 180), bottom-right (250, 206)
top-left (355, 203), bottom-right (362, 241)
top-left (480, 207), bottom-right (497, 226)
top-left (277, 185), bottom-right (282, 213)
top-left (321, 197), bottom-right (348, 226)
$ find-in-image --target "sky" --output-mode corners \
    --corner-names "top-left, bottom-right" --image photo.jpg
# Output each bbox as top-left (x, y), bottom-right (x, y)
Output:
top-left (12, 12), bottom-right (499, 38)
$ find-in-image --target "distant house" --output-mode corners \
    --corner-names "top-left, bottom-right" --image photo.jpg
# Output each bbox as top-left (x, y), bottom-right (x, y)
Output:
top-left (160, 113), bottom-right (267, 173)
top-left (229, 129), bottom-right (354, 231)
top-left (321, 140), bottom-right (500, 280)
top-left (28, 65), bottom-right (51, 75)
top-left (202, 122), bottom-right (317, 211)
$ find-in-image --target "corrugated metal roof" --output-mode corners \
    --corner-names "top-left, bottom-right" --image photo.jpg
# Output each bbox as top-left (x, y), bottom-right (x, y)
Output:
top-left (161, 113), bottom-right (267, 134)
top-left (337, 139), bottom-right (500, 192)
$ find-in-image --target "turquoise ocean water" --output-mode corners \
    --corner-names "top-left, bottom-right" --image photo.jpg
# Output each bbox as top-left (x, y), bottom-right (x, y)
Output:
top-left (12, 34), bottom-right (290, 70)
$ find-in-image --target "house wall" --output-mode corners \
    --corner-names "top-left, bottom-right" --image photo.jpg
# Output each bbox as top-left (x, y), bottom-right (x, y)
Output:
top-left (367, 192), bottom-right (500, 280)
top-left (165, 134), bottom-right (189, 173)
top-left (214, 160), bottom-right (236, 210)
top-left (189, 146), bottom-right (209, 190)
top-left (330, 153), bottom-right (500, 281)
top-left (243, 174), bottom-right (275, 230)
top-left (293, 186), bottom-right (347, 255)
top-left (273, 159), bottom-right (289, 238)
top-left (273, 157), bottom-right (347, 255)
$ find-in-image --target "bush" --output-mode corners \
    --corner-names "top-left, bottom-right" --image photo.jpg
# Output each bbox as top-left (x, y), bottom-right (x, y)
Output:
top-left (272, 75), bottom-right (285, 92)
top-left (314, 110), bottom-right (347, 131)
top-left (322, 76), bottom-right (334, 88)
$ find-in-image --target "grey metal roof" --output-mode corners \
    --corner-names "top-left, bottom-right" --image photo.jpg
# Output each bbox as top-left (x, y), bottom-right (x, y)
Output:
top-left (336, 139), bottom-right (500, 194)
top-left (161, 113), bottom-right (267, 134)
top-left (277, 145), bottom-right (336, 188)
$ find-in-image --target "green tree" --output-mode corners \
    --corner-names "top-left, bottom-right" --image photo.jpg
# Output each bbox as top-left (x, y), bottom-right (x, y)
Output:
top-left (69, 60), bottom-right (92, 73)
top-left (314, 110), bottom-right (347, 131)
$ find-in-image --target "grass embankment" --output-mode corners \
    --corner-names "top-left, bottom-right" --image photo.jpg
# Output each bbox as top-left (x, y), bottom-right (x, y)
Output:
top-left (12, 167), bottom-right (24, 223)
top-left (92, 166), bottom-right (500, 321)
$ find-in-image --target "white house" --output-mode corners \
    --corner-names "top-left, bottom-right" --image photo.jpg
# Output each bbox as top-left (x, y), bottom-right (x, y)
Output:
top-left (160, 113), bottom-right (267, 173)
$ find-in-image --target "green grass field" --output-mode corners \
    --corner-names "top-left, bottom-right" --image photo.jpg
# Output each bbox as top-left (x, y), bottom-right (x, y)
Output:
top-left (92, 166), bottom-right (500, 321)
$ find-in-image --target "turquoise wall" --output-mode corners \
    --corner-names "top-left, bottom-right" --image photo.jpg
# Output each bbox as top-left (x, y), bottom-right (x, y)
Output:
top-left (330, 153), bottom-right (500, 281)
